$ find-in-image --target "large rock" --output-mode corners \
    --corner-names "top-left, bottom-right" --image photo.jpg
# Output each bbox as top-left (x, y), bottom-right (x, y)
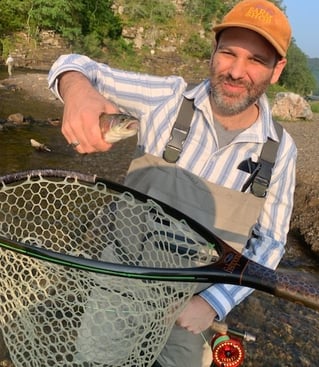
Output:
top-left (271, 92), bottom-right (313, 121)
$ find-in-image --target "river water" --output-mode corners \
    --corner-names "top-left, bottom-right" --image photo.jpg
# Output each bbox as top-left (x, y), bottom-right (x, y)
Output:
top-left (0, 67), bottom-right (318, 366)
top-left (0, 66), bottom-right (135, 180)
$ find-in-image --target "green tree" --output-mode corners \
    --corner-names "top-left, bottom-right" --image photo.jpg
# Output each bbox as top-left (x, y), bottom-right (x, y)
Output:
top-left (0, 0), bottom-right (28, 35)
top-left (7, 0), bottom-right (122, 44)
top-left (80, 0), bottom-right (122, 40)
top-left (280, 40), bottom-right (317, 95)
top-left (27, 0), bottom-right (83, 41)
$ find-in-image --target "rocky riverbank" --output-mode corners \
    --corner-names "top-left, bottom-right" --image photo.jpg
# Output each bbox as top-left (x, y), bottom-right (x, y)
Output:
top-left (281, 119), bottom-right (319, 256)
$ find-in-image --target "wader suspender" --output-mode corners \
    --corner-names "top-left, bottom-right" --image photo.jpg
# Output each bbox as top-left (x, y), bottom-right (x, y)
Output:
top-left (162, 97), bottom-right (283, 198)
top-left (162, 83), bottom-right (197, 163)
top-left (248, 121), bottom-right (283, 197)
top-left (162, 97), bottom-right (194, 164)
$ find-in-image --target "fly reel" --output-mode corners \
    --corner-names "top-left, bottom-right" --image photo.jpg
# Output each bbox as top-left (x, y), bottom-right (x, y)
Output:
top-left (211, 333), bottom-right (244, 367)
top-left (210, 321), bottom-right (256, 367)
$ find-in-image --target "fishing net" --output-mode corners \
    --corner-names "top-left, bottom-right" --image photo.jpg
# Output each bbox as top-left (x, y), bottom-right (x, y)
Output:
top-left (0, 170), bottom-right (215, 367)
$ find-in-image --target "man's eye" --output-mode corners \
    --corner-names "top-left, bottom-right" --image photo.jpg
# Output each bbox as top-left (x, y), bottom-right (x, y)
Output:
top-left (252, 58), bottom-right (266, 65)
top-left (219, 50), bottom-right (234, 56)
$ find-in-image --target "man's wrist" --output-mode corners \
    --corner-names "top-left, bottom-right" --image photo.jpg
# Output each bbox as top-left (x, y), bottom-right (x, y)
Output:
top-left (58, 71), bottom-right (90, 101)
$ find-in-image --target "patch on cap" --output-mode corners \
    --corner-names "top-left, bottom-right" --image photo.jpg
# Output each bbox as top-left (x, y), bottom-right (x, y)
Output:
top-left (245, 4), bottom-right (274, 24)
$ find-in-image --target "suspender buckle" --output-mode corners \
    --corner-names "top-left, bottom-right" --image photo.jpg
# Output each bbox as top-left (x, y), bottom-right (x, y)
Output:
top-left (163, 127), bottom-right (189, 163)
top-left (250, 176), bottom-right (269, 198)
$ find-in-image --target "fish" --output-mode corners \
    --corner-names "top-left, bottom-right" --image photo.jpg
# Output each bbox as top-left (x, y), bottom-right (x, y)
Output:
top-left (99, 113), bottom-right (139, 143)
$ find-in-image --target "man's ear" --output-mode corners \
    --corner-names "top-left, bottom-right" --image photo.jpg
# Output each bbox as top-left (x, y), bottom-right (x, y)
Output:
top-left (270, 58), bottom-right (287, 84)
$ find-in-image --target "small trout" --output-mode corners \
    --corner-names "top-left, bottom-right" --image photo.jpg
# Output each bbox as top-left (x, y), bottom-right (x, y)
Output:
top-left (99, 113), bottom-right (139, 143)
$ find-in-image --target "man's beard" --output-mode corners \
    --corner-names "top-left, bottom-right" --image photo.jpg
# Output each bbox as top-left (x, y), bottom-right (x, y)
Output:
top-left (210, 73), bottom-right (270, 116)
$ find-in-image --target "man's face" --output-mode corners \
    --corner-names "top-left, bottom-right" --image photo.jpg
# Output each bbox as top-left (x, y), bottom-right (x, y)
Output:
top-left (210, 27), bottom-right (286, 116)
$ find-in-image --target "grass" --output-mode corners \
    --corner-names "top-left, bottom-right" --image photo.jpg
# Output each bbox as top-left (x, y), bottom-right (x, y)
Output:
top-left (309, 101), bottom-right (319, 113)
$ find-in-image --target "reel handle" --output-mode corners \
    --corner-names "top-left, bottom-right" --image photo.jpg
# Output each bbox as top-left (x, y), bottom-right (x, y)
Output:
top-left (211, 320), bottom-right (256, 342)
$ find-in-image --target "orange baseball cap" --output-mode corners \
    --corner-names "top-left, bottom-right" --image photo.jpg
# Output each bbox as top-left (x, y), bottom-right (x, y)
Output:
top-left (213, 0), bottom-right (291, 57)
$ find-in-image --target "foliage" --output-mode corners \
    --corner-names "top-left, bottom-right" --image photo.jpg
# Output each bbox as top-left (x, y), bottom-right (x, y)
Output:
top-left (0, 38), bottom-right (13, 59)
top-left (104, 38), bottom-right (144, 71)
top-left (121, 0), bottom-right (176, 24)
top-left (266, 83), bottom-right (289, 102)
top-left (309, 101), bottom-right (319, 113)
top-left (0, 0), bottom-right (122, 47)
top-left (280, 40), bottom-right (317, 95)
top-left (182, 34), bottom-right (212, 59)
top-left (307, 58), bottom-right (319, 94)
top-left (77, 32), bottom-right (106, 59)
top-left (0, 0), bottom-right (27, 35)
top-left (80, 0), bottom-right (122, 40)
top-left (27, 1), bottom-right (81, 37)
top-left (184, 0), bottom-right (236, 30)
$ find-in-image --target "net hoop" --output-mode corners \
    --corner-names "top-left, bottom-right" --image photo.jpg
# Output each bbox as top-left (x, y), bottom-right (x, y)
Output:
top-left (0, 169), bottom-right (215, 367)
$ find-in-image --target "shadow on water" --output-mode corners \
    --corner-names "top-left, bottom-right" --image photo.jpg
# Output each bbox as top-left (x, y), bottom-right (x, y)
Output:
top-left (0, 67), bottom-right (318, 367)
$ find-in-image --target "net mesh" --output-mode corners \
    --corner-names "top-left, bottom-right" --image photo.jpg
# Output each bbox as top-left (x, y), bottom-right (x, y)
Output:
top-left (0, 173), bottom-right (215, 367)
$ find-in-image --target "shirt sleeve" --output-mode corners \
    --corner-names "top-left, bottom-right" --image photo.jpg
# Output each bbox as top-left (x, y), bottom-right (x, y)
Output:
top-left (48, 54), bottom-right (107, 102)
top-left (48, 54), bottom-right (187, 116)
top-left (200, 130), bottom-right (297, 320)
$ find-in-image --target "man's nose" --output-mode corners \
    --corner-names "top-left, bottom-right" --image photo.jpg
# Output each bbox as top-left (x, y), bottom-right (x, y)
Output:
top-left (228, 58), bottom-right (247, 79)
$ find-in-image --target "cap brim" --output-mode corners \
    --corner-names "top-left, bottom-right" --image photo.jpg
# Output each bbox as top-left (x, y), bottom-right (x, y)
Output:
top-left (213, 23), bottom-right (285, 57)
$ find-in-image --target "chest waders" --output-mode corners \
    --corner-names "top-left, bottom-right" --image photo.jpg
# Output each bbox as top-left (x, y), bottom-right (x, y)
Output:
top-left (125, 97), bottom-right (283, 253)
top-left (124, 97), bottom-right (283, 367)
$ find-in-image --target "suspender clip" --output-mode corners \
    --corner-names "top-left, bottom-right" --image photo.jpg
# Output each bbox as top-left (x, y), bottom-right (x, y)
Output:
top-left (163, 127), bottom-right (189, 163)
top-left (250, 176), bottom-right (269, 197)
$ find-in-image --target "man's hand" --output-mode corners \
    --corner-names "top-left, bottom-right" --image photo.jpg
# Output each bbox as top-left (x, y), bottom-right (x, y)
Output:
top-left (175, 295), bottom-right (217, 334)
top-left (59, 71), bottom-right (119, 153)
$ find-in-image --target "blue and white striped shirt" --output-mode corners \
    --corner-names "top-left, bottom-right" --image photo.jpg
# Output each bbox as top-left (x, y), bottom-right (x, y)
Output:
top-left (48, 54), bottom-right (297, 320)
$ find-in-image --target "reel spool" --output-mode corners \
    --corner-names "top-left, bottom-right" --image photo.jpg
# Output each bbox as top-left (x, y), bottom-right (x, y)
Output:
top-left (211, 333), bottom-right (245, 367)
